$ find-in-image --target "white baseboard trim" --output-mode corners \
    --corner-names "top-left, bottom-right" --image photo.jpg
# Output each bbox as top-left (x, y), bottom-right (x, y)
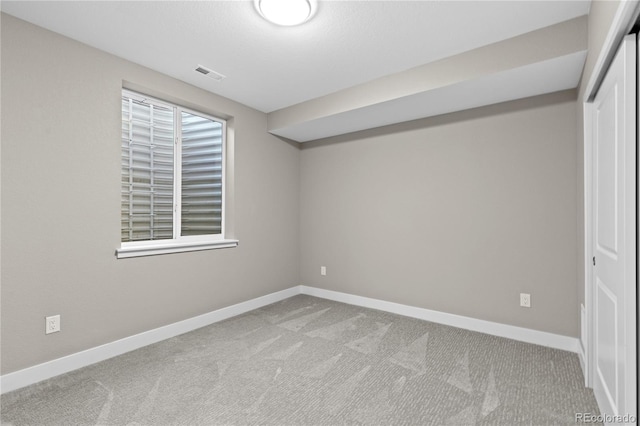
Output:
top-left (0, 286), bottom-right (301, 394)
top-left (300, 286), bottom-right (580, 354)
top-left (2, 284), bottom-right (581, 394)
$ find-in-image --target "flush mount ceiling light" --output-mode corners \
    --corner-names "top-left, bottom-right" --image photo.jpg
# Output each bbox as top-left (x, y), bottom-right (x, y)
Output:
top-left (256, 0), bottom-right (316, 26)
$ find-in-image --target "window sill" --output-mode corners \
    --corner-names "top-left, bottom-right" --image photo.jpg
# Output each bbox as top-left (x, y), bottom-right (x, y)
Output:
top-left (116, 239), bottom-right (239, 259)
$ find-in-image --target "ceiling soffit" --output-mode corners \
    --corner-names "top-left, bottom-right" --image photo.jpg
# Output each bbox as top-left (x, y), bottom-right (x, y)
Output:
top-left (268, 16), bottom-right (588, 142)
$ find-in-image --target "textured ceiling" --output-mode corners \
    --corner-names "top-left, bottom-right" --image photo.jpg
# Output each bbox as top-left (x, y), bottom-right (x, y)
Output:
top-left (1, 1), bottom-right (590, 114)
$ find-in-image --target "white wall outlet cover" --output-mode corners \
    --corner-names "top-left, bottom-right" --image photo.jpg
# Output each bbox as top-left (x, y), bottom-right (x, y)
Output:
top-left (45, 315), bottom-right (61, 334)
top-left (520, 293), bottom-right (531, 308)
top-left (320, 266), bottom-right (326, 276)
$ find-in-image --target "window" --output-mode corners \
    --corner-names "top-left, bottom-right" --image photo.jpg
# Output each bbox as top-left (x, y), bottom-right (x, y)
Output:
top-left (116, 89), bottom-right (237, 258)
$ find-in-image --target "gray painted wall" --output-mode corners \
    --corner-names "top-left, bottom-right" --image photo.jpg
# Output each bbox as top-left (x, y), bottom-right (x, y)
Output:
top-left (300, 90), bottom-right (579, 337)
top-left (1, 14), bottom-right (300, 374)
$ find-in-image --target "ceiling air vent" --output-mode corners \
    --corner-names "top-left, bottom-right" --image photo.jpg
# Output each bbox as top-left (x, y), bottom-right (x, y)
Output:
top-left (195, 65), bottom-right (226, 82)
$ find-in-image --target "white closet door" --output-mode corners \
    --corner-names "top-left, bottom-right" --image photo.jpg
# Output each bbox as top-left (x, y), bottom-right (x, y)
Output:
top-left (591, 33), bottom-right (636, 421)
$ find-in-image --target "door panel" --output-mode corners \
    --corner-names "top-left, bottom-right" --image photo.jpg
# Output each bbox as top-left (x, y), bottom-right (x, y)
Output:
top-left (595, 85), bottom-right (618, 258)
top-left (595, 278), bottom-right (618, 409)
top-left (591, 34), bottom-right (635, 420)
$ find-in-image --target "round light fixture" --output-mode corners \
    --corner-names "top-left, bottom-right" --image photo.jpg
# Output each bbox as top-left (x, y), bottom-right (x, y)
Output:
top-left (256, 0), bottom-right (316, 26)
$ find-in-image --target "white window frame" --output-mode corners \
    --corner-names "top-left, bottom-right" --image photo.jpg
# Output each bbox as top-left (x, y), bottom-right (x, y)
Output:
top-left (116, 90), bottom-right (237, 259)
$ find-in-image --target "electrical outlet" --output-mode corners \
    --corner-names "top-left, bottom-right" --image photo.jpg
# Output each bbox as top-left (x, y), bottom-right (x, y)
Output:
top-left (320, 266), bottom-right (327, 276)
top-left (45, 315), bottom-right (61, 334)
top-left (520, 293), bottom-right (531, 308)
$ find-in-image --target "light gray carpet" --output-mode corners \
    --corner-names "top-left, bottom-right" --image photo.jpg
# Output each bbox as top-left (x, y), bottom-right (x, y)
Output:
top-left (1, 295), bottom-right (600, 425)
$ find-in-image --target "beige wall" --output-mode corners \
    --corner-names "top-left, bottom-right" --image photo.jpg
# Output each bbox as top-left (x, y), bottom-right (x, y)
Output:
top-left (300, 90), bottom-right (579, 337)
top-left (0, 14), bottom-right (300, 374)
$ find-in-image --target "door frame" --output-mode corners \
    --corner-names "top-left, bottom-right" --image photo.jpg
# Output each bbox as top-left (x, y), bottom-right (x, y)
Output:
top-left (583, 2), bottom-right (639, 418)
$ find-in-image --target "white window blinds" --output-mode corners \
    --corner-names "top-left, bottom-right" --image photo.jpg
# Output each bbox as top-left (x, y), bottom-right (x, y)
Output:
top-left (180, 111), bottom-right (223, 236)
top-left (121, 90), bottom-right (225, 244)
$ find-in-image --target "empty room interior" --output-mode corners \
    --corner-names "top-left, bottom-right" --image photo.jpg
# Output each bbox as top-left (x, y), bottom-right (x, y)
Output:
top-left (1, 1), bottom-right (638, 425)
